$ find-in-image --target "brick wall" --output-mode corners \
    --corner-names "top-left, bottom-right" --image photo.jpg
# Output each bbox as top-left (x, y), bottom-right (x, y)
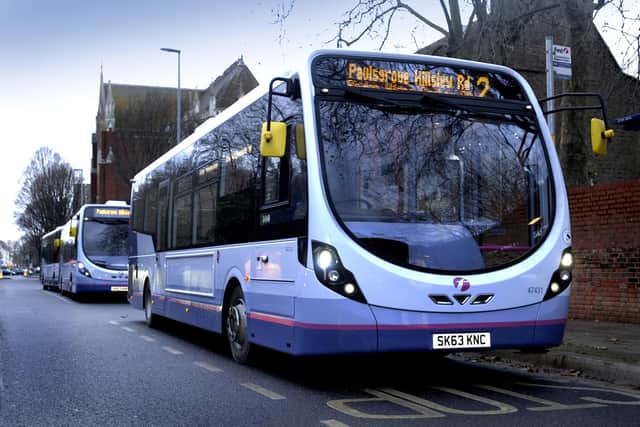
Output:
top-left (568, 179), bottom-right (640, 323)
top-left (95, 130), bottom-right (131, 204)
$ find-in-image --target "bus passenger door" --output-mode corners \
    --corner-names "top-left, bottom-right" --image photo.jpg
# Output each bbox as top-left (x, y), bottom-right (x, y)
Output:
top-left (253, 122), bottom-right (307, 332)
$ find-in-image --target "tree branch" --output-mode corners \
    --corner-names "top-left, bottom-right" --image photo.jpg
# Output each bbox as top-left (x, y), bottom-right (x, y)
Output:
top-left (378, 7), bottom-right (398, 49)
top-left (335, 1), bottom-right (398, 47)
top-left (398, 0), bottom-right (449, 37)
top-left (507, 3), bottom-right (561, 25)
top-left (332, 0), bottom-right (451, 48)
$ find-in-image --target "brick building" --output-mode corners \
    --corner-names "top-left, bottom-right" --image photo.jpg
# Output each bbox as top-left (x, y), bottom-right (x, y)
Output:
top-left (92, 58), bottom-right (258, 203)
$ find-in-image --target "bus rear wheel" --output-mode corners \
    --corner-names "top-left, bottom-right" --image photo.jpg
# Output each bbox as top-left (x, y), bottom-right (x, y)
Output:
top-left (226, 286), bottom-right (251, 364)
top-left (144, 285), bottom-right (158, 328)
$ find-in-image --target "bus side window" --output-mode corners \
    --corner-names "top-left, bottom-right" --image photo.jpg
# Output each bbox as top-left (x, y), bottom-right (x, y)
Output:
top-left (263, 156), bottom-right (284, 205)
top-left (290, 123), bottom-right (307, 219)
top-left (172, 173), bottom-right (194, 248)
top-left (143, 186), bottom-right (158, 242)
top-left (157, 182), bottom-right (169, 251)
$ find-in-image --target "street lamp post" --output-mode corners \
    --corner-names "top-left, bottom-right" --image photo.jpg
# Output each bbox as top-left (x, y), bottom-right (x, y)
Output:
top-left (160, 47), bottom-right (181, 145)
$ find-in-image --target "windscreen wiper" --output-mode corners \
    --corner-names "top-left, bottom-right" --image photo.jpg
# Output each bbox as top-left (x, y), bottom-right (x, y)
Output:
top-left (343, 88), bottom-right (460, 111)
top-left (89, 218), bottom-right (128, 225)
top-left (341, 88), bottom-right (404, 107)
top-left (341, 88), bottom-right (465, 116)
top-left (419, 91), bottom-right (466, 111)
top-left (340, 88), bottom-right (532, 119)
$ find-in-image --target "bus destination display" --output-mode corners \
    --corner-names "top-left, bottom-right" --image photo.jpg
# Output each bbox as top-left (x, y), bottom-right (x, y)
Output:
top-left (313, 56), bottom-right (525, 101)
top-left (87, 207), bottom-right (130, 218)
top-left (347, 62), bottom-right (490, 97)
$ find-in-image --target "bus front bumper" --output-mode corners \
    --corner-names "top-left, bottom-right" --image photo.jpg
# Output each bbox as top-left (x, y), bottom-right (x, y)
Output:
top-left (72, 279), bottom-right (128, 293)
top-left (247, 295), bottom-right (569, 356)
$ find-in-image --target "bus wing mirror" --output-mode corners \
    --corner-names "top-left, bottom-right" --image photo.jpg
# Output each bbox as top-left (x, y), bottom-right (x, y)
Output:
top-left (260, 122), bottom-right (287, 157)
top-left (261, 77), bottom-right (298, 158)
top-left (539, 93), bottom-right (614, 156)
top-left (591, 118), bottom-right (615, 156)
top-left (295, 123), bottom-right (306, 160)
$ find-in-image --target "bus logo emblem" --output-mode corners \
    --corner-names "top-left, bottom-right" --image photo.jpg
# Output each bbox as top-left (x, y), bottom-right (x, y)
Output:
top-left (453, 277), bottom-right (471, 292)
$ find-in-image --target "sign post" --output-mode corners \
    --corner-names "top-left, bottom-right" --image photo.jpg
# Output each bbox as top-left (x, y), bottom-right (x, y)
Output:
top-left (545, 37), bottom-right (573, 141)
top-left (545, 37), bottom-right (555, 139)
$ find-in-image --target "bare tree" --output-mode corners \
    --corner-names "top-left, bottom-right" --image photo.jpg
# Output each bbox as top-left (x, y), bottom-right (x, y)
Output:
top-left (285, 1), bottom-right (612, 54)
top-left (275, 0), bottom-right (639, 186)
top-left (273, 0), bottom-right (636, 78)
top-left (11, 238), bottom-right (38, 267)
top-left (14, 147), bottom-right (76, 262)
top-left (598, 0), bottom-right (640, 78)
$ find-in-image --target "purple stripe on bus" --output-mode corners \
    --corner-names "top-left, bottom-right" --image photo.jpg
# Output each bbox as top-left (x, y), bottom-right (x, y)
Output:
top-left (248, 311), bottom-right (565, 331)
top-left (154, 294), bottom-right (221, 312)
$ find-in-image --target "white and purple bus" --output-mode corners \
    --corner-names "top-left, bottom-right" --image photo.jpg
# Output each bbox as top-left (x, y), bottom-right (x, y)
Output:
top-left (59, 202), bottom-right (129, 295)
top-left (127, 49), bottom-right (589, 363)
top-left (40, 226), bottom-right (63, 290)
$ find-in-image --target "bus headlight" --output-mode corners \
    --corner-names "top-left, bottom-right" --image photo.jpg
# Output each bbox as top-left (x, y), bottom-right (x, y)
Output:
top-left (344, 283), bottom-right (356, 295)
top-left (560, 252), bottom-right (574, 268)
top-left (327, 270), bottom-right (340, 282)
top-left (77, 262), bottom-right (92, 278)
top-left (544, 248), bottom-right (573, 301)
top-left (312, 241), bottom-right (367, 304)
top-left (317, 249), bottom-right (334, 270)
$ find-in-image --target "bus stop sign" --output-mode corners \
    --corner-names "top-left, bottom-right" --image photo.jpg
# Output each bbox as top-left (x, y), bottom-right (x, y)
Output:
top-left (552, 45), bottom-right (572, 80)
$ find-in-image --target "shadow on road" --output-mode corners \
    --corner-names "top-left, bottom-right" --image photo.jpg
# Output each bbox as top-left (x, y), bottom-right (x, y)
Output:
top-left (134, 314), bottom-right (535, 391)
top-left (66, 292), bottom-right (129, 304)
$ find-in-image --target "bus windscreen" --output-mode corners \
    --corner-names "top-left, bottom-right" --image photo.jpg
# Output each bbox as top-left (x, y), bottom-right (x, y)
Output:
top-left (82, 208), bottom-right (129, 268)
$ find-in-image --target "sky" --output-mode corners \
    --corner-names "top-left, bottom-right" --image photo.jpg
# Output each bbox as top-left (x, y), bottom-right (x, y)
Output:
top-left (0, 0), bottom-right (636, 244)
top-left (0, 0), bottom-right (449, 243)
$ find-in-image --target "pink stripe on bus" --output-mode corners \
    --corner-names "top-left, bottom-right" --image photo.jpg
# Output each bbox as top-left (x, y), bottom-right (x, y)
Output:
top-left (248, 311), bottom-right (565, 331)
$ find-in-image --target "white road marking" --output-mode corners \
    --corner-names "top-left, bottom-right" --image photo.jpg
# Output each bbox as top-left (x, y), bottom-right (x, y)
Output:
top-left (241, 383), bottom-right (286, 400)
top-left (162, 346), bottom-right (183, 355)
top-left (109, 320), bottom-right (120, 326)
top-left (475, 384), bottom-right (603, 411)
top-left (140, 335), bottom-right (155, 342)
top-left (321, 420), bottom-right (351, 427)
top-left (194, 361), bottom-right (222, 372)
top-left (121, 326), bottom-right (135, 333)
top-left (377, 387), bottom-right (517, 415)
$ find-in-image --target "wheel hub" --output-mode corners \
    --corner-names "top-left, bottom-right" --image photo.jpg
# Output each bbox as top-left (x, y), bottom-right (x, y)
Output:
top-left (227, 301), bottom-right (246, 344)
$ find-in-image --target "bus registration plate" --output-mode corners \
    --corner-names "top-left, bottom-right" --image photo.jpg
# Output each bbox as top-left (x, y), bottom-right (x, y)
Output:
top-left (432, 332), bottom-right (491, 349)
top-left (110, 286), bottom-right (128, 292)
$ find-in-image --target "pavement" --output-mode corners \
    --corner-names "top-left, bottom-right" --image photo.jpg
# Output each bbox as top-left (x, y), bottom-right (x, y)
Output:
top-left (459, 319), bottom-right (640, 388)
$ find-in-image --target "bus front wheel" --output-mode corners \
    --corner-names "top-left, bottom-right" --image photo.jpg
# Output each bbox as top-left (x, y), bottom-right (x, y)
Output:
top-left (144, 284), bottom-right (158, 328)
top-left (226, 286), bottom-right (251, 364)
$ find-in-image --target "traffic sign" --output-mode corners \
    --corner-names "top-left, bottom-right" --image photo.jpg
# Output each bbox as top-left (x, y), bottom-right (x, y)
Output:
top-left (552, 45), bottom-right (572, 80)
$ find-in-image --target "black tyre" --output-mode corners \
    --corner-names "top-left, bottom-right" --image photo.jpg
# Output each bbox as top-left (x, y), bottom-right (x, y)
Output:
top-left (225, 286), bottom-right (251, 364)
top-left (144, 284), bottom-right (158, 328)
